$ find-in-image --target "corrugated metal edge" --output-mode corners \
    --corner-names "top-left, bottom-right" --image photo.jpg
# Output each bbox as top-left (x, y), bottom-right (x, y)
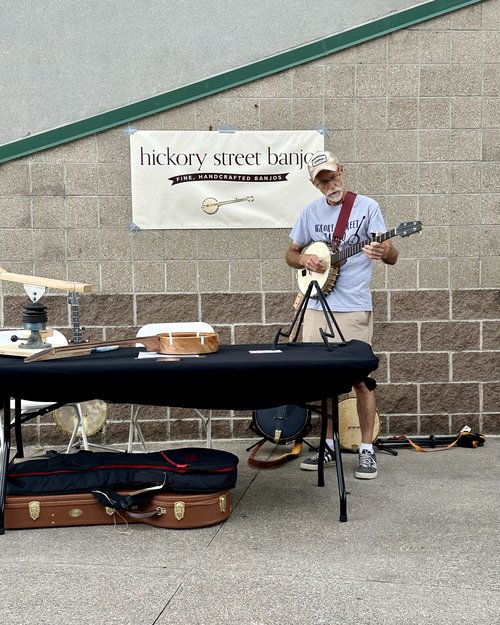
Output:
top-left (0, 0), bottom-right (483, 164)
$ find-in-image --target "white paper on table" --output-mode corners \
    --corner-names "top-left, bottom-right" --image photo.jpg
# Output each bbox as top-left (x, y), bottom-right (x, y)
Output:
top-left (137, 351), bottom-right (201, 359)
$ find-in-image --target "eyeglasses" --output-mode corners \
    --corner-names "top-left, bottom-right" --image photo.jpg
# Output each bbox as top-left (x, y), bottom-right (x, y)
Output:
top-left (315, 172), bottom-right (341, 189)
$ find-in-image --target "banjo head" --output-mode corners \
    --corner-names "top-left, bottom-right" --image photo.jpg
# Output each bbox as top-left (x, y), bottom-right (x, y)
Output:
top-left (54, 399), bottom-right (108, 437)
top-left (338, 397), bottom-right (380, 453)
top-left (201, 198), bottom-right (219, 214)
top-left (297, 241), bottom-right (339, 297)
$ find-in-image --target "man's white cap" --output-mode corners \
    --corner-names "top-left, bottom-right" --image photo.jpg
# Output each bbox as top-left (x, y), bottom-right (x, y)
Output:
top-left (308, 150), bottom-right (340, 182)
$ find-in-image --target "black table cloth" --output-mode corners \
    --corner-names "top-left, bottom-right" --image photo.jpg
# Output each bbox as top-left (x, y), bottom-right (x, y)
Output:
top-left (0, 339), bottom-right (379, 531)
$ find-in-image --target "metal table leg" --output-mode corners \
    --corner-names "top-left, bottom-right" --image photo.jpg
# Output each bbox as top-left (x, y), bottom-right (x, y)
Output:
top-left (317, 396), bottom-right (347, 522)
top-left (0, 396), bottom-right (12, 535)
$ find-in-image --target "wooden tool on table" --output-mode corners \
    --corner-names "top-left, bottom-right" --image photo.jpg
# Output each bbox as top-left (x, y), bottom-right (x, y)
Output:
top-left (0, 267), bottom-right (92, 295)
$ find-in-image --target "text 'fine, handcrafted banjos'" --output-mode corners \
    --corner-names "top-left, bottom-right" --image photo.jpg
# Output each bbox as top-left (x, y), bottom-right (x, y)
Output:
top-left (297, 221), bottom-right (422, 297)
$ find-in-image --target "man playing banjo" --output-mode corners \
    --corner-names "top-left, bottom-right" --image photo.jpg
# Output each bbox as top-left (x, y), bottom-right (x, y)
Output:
top-left (285, 150), bottom-right (398, 479)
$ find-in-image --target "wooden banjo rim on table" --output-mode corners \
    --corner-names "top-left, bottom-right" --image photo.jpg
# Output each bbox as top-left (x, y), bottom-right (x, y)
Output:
top-left (157, 331), bottom-right (218, 355)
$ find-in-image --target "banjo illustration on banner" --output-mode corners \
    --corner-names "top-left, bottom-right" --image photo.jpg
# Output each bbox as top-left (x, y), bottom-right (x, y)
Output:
top-left (297, 221), bottom-right (422, 297)
top-left (201, 196), bottom-right (255, 215)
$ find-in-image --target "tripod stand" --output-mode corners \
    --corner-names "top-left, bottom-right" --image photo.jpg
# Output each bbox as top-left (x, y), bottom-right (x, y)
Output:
top-left (272, 280), bottom-right (346, 349)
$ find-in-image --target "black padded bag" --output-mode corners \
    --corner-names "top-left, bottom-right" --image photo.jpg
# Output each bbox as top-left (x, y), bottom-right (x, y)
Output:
top-left (7, 447), bottom-right (238, 496)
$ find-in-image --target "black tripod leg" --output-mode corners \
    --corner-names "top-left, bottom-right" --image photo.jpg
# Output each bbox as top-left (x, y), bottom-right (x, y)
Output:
top-left (303, 438), bottom-right (317, 452)
top-left (246, 438), bottom-right (264, 452)
top-left (316, 288), bottom-right (346, 343)
top-left (317, 400), bottom-right (328, 488)
top-left (272, 280), bottom-right (325, 348)
top-left (373, 438), bottom-right (398, 456)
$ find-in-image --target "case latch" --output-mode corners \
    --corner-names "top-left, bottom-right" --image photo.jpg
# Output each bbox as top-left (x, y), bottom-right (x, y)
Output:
top-left (219, 494), bottom-right (227, 513)
top-left (174, 501), bottom-right (185, 520)
top-left (29, 500), bottom-right (40, 521)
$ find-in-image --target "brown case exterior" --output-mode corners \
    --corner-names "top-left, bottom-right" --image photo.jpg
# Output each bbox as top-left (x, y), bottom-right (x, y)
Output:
top-left (4, 490), bottom-right (232, 530)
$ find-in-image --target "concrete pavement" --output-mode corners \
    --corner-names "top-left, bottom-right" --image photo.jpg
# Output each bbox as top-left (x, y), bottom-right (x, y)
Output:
top-left (0, 437), bottom-right (498, 625)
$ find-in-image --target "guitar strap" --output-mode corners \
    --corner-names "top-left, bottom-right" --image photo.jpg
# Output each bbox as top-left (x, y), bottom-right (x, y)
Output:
top-left (388, 429), bottom-right (486, 452)
top-left (248, 439), bottom-right (303, 469)
top-left (330, 191), bottom-right (357, 251)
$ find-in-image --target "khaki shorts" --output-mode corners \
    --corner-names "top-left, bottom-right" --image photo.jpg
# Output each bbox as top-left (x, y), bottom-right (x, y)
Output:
top-left (303, 309), bottom-right (373, 344)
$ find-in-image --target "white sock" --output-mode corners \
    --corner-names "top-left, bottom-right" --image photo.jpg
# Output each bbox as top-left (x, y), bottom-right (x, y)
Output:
top-left (326, 439), bottom-right (334, 453)
top-left (359, 443), bottom-right (373, 454)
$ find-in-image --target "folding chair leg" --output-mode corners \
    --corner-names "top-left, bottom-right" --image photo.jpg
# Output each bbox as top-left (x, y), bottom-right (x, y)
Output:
top-left (65, 413), bottom-right (79, 453)
top-left (194, 409), bottom-right (212, 448)
top-left (128, 405), bottom-right (147, 453)
top-left (127, 406), bottom-right (137, 453)
top-left (64, 404), bottom-right (89, 453)
top-left (128, 405), bottom-right (212, 452)
top-left (75, 404), bottom-right (89, 450)
top-left (206, 410), bottom-right (212, 448)
top-left (65, 402), bottom-right (124, 453)
top-left (134, 423), bottom-right (147, 452)
top-left (65, 427), bottom-right (78, 453)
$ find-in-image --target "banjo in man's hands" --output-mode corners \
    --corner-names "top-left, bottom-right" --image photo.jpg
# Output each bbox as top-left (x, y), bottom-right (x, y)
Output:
top-left (297, 221), bottom-right (422, 297)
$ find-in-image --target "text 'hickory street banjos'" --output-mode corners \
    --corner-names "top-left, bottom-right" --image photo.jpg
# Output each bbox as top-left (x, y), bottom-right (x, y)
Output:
top-left (297, 221), bottom-right (422, 297)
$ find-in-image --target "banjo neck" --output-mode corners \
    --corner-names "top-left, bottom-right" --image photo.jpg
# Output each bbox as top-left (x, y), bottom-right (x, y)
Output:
top-left (297, 221), bottom-right (422, 298)
top-left (68, 291), bottom-right (83, 344)
top-left (332, 228), bottom-right (398, 264)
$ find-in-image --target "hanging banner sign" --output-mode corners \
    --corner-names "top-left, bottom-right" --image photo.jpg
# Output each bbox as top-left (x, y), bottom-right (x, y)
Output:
top-left (130, 130), bottom-right (323, 229)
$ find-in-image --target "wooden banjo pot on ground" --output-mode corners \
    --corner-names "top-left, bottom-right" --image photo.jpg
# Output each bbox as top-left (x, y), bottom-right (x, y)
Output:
top-left (338, 397), bottom-right (380, 453)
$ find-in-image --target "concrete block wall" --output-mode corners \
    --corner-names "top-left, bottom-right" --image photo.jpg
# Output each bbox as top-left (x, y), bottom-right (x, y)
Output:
top-left (0, 0), bottom-right (498, 448)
